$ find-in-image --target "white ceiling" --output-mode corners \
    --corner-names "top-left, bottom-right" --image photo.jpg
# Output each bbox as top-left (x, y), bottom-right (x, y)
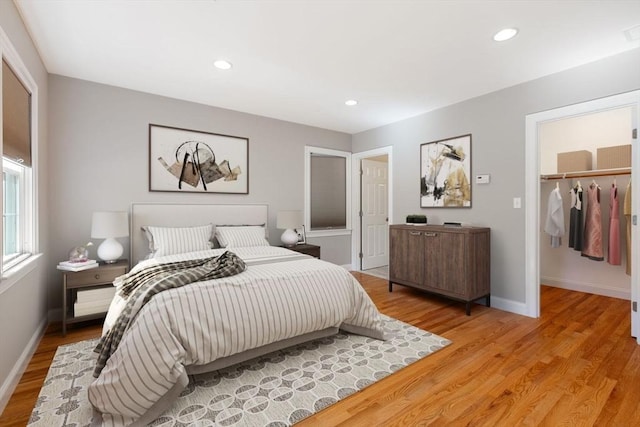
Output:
top-left (14, 0), bottom-right (640, 134)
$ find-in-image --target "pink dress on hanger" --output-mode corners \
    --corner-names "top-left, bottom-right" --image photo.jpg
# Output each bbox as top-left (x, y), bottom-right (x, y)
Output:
top-left (608, 182), bottom-right (621, 265)
top-left (582, 182), bottom-right (604, 261)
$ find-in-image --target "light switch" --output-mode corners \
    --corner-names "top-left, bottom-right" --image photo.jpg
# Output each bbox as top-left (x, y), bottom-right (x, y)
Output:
top-left (513, 197), bottom-right (522, 209)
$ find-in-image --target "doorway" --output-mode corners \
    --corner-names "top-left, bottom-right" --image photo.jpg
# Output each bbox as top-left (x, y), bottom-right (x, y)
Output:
top-left (351, 146), bottom-right (393, 273)
top-left (539, 109), bottom-right (632, 300)
top-left (525, 90), bottom-right (640, 343)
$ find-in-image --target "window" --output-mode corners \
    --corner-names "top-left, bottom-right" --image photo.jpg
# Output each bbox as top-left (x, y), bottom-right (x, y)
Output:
top-left (4, 160), bottom-right (22, 262)
top-left (304, 146), bottom-right (351, 237)
top-left (1, 33), bottom-right (37, 274)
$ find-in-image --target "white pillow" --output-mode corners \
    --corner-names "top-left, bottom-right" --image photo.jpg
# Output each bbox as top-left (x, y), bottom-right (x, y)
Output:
top-left (215, 225), bottom-right (269, 248)
top-left (143, 224), bottom-right (213, 257)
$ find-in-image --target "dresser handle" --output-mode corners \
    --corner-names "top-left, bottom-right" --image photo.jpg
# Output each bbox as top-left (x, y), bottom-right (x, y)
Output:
top-left (94, 274), bottom-right (100, 280)
top-left (424, 233), bottom-right (437, 237)
top-left (409, 231), bottom-right (421, 236)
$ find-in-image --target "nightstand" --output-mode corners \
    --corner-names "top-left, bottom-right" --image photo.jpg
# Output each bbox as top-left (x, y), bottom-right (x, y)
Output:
top-left (61, 260), bottom-right (128, 336)
top-left (282, 244), bottom-right (321, 259)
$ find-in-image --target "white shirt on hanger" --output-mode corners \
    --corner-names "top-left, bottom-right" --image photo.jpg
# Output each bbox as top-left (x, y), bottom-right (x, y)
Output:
top-left (545, 185), bottom-right (565, 248)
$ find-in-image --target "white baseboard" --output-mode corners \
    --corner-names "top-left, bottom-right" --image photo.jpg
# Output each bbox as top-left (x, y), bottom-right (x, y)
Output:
top-left (0, 316), bottom-right (48, 414)
top-left (490, 296), bottom-right (533, 318)
top-left (541, 276), bottom-right (631, 300)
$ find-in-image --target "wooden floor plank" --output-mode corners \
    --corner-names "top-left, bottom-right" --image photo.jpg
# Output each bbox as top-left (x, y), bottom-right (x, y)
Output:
top-left (1, 278), bottom-right (638, 427)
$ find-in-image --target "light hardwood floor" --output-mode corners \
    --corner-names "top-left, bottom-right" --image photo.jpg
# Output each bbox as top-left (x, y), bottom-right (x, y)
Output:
top-left (1, 274), bottom-right (639, 426)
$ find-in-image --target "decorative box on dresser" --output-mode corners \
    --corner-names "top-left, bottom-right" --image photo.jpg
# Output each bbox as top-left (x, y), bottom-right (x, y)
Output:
top-left (61, 260), bottom-right (128, 336)
top-left (389, 224), bottom-right (490, 315)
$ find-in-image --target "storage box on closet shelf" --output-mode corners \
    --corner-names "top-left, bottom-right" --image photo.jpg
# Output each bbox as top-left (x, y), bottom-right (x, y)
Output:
top-left (557, 150), bottom-right (592, 173)
top-left (597, 145), bottom-right (631, 169)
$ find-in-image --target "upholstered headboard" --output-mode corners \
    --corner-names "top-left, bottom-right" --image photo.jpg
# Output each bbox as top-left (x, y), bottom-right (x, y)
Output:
top-left (130, 203), bottom-right (269, 266)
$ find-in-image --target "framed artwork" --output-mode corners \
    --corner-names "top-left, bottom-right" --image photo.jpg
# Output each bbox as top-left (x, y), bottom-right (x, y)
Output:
top-left (149, 124), bottom-right (249, 194)
top-left (295, 225), bottom-right (306, 244)
top-left (420, 134), bottom-right (471, 208)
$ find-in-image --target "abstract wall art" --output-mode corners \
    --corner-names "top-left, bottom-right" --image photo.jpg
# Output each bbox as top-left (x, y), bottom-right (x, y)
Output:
top-left (149, 124), bottom-right (248, 194)
top-left (420, 134), bottom-right (471, 208)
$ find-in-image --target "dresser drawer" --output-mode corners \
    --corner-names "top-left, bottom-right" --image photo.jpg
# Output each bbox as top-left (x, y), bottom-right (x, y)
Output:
top-left (65, 264), bottom-right (126, 288)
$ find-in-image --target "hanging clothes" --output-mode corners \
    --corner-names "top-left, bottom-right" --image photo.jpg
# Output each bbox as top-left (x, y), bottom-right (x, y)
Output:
top-left (568, 182), bottom-right (583, 251)
top-left (624, 181), bottom-right (632, 275)
top-left (582, 181), bottom-right (604, 261)
top-left (608, 181), bottom-right (621, 265)
top-left (544, 184), bottom-right (565, 248)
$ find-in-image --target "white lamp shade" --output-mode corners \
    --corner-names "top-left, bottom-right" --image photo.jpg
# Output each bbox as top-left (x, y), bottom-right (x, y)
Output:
top-left (276, 210), bottom-right (303, 229)
top-left (91, 211), bottom-right (129, 238)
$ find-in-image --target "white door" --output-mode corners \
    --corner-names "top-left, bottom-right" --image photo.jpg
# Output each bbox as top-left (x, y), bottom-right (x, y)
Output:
top-left (361, 159), bottom-right (389, 270)
top-left (631, 108), bottom-right (639, 341)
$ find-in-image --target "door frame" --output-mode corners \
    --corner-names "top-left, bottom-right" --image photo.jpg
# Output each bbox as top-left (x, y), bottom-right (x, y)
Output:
top-left (524, 90), bottom-right (640, 343)
top-left (351, 146), bottom-right (393, 271)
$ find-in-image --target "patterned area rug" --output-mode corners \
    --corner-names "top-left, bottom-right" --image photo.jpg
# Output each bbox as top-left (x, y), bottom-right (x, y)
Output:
top-left (29, 316), bottom-right (450, 426)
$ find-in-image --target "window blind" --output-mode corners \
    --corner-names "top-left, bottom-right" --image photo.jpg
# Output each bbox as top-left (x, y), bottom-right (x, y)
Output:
top-left (2, 59), bottom-right (31, 166)
top-left (310, 155), bottom-right (346, 229)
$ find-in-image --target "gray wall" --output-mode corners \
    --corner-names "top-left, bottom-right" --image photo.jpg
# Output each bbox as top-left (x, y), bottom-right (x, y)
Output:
top-left (0, 0), bottom-right (50, 409)
top-left (47, 75), bottom-right (352, 310)
top-left (353, 48), bottom-right (640, 304)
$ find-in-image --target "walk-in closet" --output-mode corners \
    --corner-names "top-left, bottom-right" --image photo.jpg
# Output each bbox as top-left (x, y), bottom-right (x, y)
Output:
top-left (539, 107), bottom-right (632, 302)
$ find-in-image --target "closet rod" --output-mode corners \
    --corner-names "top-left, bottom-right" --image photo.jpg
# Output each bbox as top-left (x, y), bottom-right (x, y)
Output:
top-left (540, 167), bottom-right (631, 181)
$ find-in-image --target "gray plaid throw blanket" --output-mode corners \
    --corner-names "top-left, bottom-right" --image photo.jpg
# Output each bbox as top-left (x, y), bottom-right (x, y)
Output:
top-left (93, 251), bottom-right (246, 377)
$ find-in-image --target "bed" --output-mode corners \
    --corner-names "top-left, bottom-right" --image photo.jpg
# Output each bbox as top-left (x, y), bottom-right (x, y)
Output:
top-left (88, 203), bottom-right (387, 427)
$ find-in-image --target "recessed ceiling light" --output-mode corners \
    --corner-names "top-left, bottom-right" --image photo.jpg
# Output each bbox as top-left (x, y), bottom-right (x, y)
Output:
top-left (214, 59), bottom-right (232, 70)
top-left (623, 24), bottom-right (640, 42)
top-left (345, 99), bottom-right (358, 106)
top-left (493, 28), bottom-right (518, 42)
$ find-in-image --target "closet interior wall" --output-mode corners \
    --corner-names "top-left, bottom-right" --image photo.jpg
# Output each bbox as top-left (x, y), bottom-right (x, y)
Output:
top-left (539, 107), bottom-right (632, 300)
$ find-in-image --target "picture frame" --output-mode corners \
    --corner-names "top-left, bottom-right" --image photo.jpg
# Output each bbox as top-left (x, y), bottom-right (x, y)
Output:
top-left (295, 225), bottom-right (306, 244)
top-left (420, 134), bottom-right (472, 208)
top-left (149, 124), bottom-right (249, 194)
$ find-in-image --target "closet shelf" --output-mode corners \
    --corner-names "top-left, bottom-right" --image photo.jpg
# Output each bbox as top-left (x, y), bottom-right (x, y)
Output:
top-left (540, 167), bottom-right (631, 181)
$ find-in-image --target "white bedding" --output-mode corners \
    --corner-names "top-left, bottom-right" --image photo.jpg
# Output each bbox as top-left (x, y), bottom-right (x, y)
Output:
top-left (89, 246), bottom-right (386, 426)
top-left (102, 246), bottom-right (309, 334)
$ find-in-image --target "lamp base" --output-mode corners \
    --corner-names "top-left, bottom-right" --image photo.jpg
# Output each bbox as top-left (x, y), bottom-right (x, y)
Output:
top-left (97, 237), bottom-right (123, 263)
top-left (280, 229), bottom-right (299, 247)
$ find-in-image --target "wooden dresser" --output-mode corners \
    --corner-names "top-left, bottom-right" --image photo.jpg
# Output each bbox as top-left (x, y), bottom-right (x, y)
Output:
top-left (389, 224), bottom-right (490, 315)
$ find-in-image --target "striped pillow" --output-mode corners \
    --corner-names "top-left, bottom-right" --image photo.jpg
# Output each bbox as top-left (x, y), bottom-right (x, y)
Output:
top-left (143, 224), bottom-right (213, 257)
top-left (215, 225), bottom-right (269, 248)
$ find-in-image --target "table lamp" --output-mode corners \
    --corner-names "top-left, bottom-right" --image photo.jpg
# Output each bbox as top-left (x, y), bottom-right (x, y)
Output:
top-left (91, 211), bottom-right (129, 263)
top-left (277, 210), bottom-right (302, 247)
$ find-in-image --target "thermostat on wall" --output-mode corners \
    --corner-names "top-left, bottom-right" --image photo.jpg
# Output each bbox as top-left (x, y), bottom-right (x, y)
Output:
top-left (475, 174), bottom-right (491, 184)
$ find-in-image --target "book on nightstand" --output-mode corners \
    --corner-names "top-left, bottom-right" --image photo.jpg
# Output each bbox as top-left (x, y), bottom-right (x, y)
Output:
top-left (57, 259), bottom-right (99, 272)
